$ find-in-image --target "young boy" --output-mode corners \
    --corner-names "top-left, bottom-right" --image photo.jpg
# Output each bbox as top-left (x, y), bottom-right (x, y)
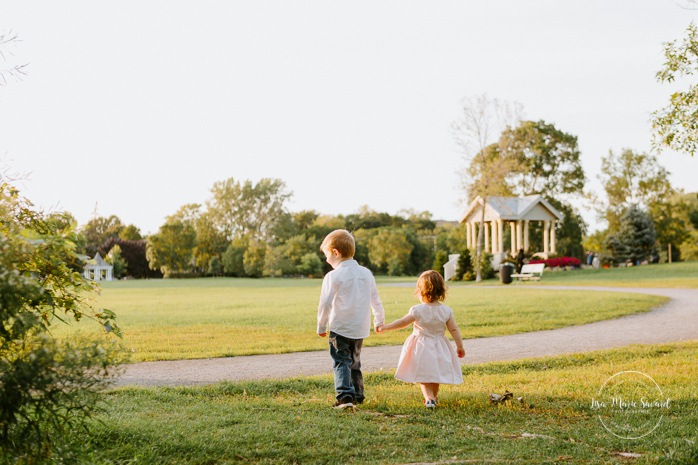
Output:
top-left (317, 229), bottom-right (385, 409)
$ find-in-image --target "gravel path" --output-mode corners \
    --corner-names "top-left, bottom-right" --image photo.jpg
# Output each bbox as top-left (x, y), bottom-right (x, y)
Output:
top-left (114, 286), bottom-right (698, 387)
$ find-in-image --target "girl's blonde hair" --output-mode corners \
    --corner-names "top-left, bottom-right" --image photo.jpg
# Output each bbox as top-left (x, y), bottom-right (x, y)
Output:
top-left (416, 270), bottom-right (446, 303)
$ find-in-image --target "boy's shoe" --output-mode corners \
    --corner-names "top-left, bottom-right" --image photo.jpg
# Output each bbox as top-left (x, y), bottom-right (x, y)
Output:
top-left (332, 396), bottom-right (355, 409)
top-left (425, 399), bottom-right (436, 409)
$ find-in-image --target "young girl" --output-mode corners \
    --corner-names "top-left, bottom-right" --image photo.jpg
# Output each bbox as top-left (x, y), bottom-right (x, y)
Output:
top-left (377, 270), bottom-right (465, 408)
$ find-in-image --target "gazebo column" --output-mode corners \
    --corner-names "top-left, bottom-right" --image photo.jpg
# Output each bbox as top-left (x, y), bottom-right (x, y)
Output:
top-left (524, 220), bottom-right (530, 252)
top-left (551, 220), bottom-right (557, 254)
top-left (497, 218), bottom-right (504, 253)
top-left (491, 220), bottom-right (498, 253)
top-left (465, 222), bottom-right (471, 249)
top-left (484, 222), bottom-right (490, 253)
top-left (516, 221), bottom-right (523, 254)
top-left (543, 220), bottom-right (550, 258)
top-left (509, 222), bottom-right (516, 255)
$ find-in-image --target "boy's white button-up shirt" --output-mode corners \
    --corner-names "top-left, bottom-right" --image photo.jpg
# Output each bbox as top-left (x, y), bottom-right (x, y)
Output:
top-left (317, 259), bottom-right (385, 339)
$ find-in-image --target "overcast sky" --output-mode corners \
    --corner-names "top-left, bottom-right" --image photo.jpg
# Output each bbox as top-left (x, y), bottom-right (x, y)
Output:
top-left (1, 1), bottom-right (697, 235)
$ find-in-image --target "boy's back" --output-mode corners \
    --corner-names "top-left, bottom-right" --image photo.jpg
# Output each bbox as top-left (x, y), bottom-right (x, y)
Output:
top-left (317, 259), bottom-right (384, 339)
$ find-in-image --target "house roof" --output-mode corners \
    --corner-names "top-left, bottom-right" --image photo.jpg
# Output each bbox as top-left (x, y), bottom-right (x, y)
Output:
top-left (84, 252), bottom-right (112, 270)
top-left (460, 195), bottom-right (563, 223)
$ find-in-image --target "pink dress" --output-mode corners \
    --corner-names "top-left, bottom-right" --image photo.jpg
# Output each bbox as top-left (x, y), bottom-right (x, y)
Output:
top-left (394, 303), bottom-right (464, 384)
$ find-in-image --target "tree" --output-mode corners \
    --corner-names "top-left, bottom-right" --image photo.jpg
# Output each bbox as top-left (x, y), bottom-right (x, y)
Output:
top-left (207, 256), bottom-right (223, 276)
top-left (222, 236), bottom-right (248, 277)
top-left (192, 211), bottom-right (227, 273)
top-left (81, 215), bottom-right (124, 257)
top-left (106, 244), bottom-right (128, 279)
top-left (679, 192), bottom-right (698, 260)
top-left (548, 199), bottom-right (587, 260)
top-left (243, 240), bottom-right (267, 278)
top-left (368, 228), bottom-right (414, 276)
top-left (263, 245), bottom-right (294, 277)
top-left (146, 215), bottom-right (197, 277)
top-left (649, 189), bottom-right (690, 262)
top-left (344, 205), bottom-right (401, 231)
top-left (652, 22), bottom-right (698, 156)
top-left (461, 143), bottom-right (516, 200)
top-left (0, 30), bottom-right (28, 86)
top-left (119, 224), bottom-right (143, 241)
top-left (99, 238), bottom-right (161, 278)
top-left (206, 177), bottom-right (292, 243)
top-left (456, 249), bottom-right (474, 281)
top-left (598, 149), bottom-right (673, 232)
top-left (499, 120), bottom-right (586, 199)
top-left (453, 94), bottom-right (523, 282)
top-left (352, 228), bottom-right (379, 273)
top-left (432, 250), bottom-right (449, 275)
top-left (605, 206), bottom-right (658, 265)
top-left (298, 252), bottom-right (323, 277)
top-left (0, 183), bottom-right (122, 462)
top-left (398, 209), bottom-right (437, 231)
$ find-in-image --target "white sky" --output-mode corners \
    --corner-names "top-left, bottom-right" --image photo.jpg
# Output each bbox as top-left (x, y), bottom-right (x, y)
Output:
top-left (1, 1), bottom-right (697, 235)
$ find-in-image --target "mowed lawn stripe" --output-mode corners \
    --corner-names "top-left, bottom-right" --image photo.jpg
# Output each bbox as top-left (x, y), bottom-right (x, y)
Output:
top-left (51, 278), bottom-right (667, 362)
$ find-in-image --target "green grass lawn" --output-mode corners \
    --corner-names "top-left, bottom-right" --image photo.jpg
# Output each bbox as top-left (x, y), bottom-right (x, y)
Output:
top-left (51, 278), bottom-right (667, 362)
top-left (83, 341), bottom-right (698, 464)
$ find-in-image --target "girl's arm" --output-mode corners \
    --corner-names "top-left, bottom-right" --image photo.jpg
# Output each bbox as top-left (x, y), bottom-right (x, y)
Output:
top-left (446, 314), bottom-right (466, 358)
top-left (376, 314), bottom-right (415, 333)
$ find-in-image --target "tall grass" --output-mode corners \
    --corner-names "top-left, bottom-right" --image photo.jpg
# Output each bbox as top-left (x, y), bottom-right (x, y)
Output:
top-left (50, 278), bottom-right (666, 362)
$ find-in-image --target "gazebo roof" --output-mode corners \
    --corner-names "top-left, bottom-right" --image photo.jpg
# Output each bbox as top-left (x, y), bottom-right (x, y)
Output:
top-left (85, 252), bottom-right (112, 270)
top-left (460, 195), bottom-right (563, 223)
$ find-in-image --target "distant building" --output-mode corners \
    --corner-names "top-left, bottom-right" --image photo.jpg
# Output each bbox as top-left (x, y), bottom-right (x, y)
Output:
top-left (461, 195), bottom-right (563, 257)
top-left (84, 252), bottom-right (113, 281)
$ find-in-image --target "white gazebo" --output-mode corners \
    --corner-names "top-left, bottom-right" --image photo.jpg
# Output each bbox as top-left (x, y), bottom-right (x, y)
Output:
top-left (460, 195), bottom-right (564, 262)
top-left (84, 252), bottom-right (113, 281)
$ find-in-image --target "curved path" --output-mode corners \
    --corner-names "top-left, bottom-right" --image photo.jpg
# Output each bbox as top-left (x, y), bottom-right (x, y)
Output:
top-left (115, 286), bottom-right (698, 387)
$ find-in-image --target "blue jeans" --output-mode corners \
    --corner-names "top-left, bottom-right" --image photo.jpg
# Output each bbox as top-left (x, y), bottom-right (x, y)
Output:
top-left (328, 332), bottom-right (364, 402)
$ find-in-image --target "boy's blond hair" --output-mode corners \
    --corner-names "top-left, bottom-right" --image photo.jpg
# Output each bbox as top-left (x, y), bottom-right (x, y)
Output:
top-left (320, 229), bottom-right (355, 258)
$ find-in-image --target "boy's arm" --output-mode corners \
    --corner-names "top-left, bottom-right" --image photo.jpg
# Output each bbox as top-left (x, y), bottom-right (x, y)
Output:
top-left (317, 275), bottom-right (333, 336)
top-left (370, 276), bottom-right (385, 330)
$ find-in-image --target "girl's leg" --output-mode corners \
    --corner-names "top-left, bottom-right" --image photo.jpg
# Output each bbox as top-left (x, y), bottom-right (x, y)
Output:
top-left (419, 383), bottom-right (439, 401)
top-left (419, 383), bottom-right (433, 402)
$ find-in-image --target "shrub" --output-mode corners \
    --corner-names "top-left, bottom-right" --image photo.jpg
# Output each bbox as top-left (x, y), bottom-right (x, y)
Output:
top-left (298, 253), bottom-right (323, 277)
top-left (0, 183), bottom-right (124, 463)
top-left (456, 249), bottom-right (474, 281)
top-left (529, 256), bottom-right (582, 268)
top-left (100, 238), bottom-right (162, 278)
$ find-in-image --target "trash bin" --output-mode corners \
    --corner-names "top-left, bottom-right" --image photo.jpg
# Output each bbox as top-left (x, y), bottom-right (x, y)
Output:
top-left (499, 262), bottom-right (515, 284)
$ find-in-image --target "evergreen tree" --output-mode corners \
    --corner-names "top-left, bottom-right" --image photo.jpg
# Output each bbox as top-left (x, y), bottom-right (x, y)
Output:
top-left (606, 206), bottom-right (657, 265)
top-left (432, 250), bottom-right (449, 274)
top-left (456, 249), bottom-right (474, 281)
